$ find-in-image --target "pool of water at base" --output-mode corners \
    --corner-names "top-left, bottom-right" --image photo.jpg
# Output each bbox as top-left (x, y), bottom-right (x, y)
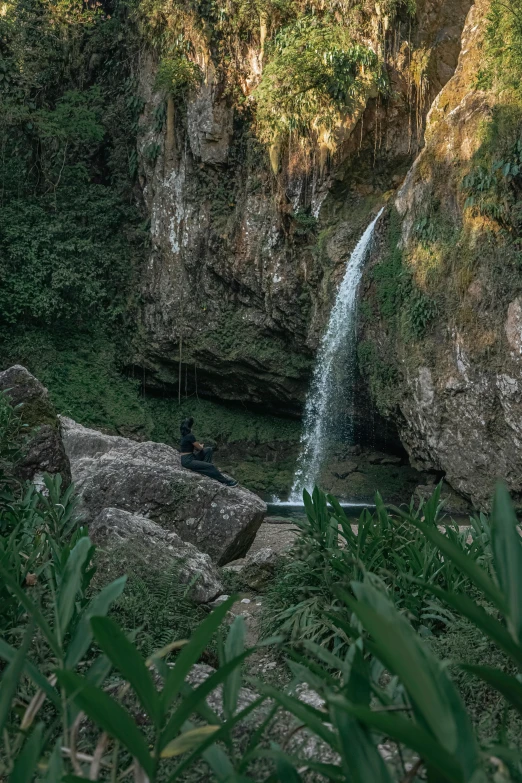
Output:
top-left (266, 501), bottom-right (472, 524)
top-left (266, 501), bottom-right (376, 520)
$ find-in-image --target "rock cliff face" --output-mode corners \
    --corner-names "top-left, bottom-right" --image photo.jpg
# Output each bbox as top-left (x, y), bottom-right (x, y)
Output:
top-left (133, 0), bottom-right (472, 415)
top-left (359, 0), bottom-right (522, 508)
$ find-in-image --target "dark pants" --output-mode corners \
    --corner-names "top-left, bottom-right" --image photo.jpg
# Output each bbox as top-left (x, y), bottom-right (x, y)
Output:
top-left (181, 448), bottom-right (230, 484)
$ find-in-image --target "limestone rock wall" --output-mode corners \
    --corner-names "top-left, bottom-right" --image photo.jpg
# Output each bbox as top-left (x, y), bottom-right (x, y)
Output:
top-left (132, 0), bottom-right (472, 415)
top-left (359, 0), bottom-right (522, 508)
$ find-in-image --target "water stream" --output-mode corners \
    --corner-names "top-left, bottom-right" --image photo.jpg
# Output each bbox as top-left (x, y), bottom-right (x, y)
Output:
top-left (290, 208), bottom-right (384, 501)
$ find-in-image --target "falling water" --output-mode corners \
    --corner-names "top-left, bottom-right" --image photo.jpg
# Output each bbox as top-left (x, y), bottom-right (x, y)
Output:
top-left (290, 208), bottom-right (384, 501)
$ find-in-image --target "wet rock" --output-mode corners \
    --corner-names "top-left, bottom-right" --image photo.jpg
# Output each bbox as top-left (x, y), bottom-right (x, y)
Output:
top-left (334, 460), bottom-right (359, 479)
top-left (61, 417), bottom-right (266, 565)
top-left (380, 455), bottom-right (403, 466)
top-left (367, 452), bottom-right (387, 465)
top-left (235, 547), bottom-right (281, 591)
top-left (209, 594), bottom-right (230, 608)
top-left (0, 365), bottom-right (71, 486)
top-left (91, 507), bottom-right (223, 604)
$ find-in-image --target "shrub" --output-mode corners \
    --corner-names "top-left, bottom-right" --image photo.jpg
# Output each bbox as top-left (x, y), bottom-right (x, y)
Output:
top-left (255, 14), bottom-right (386, 141)
top-left (261, 485), bottom-right (492, 651)
top-left (260, 483), bottom-right (522, 781)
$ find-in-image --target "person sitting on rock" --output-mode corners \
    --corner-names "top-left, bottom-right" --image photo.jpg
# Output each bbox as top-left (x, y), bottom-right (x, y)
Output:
top-left (179, 417), bottom-right (238, 487)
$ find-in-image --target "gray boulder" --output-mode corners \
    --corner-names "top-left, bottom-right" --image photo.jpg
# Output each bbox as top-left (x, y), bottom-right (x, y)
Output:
top-left (0, 365), bottom-right (71, 485)
top-left (60, 417), bottom-right (266, 565)
top-left (90, 508), bottom-right (223, 604)
top-left (225, 547), bottom-right (281, 591)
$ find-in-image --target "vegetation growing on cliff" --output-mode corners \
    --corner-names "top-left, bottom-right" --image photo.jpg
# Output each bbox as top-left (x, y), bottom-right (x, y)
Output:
top-left (0, 0), bottom-right (146, 331)
top-left (255, 14), bottom-right (385, 141)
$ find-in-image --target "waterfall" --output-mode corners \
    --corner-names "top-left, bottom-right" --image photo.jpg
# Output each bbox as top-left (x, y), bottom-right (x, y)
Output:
top-left (290, 208), bottom-right (384, 501)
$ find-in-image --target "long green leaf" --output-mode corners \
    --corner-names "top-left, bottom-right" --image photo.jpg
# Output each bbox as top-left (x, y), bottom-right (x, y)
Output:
top-left (425, 587), bottom-right (522, 668)
top-left (0, 623), bottom-right (34, 735)
top-left (9, 723), bottom-right (44, 783)
top-left (223, 616), bottom-right (246, 721)
top-left (42, 738), bottom-right (63, 782)
top-left (395, 510), bottom-right (505, 610)
top-left (258, 684), bottom-right (338, 750)
top-left (56, 536), bottom-right (91, 636)
top-left (0, 638), bottom-right (60, 708)
top-left (491, 483), bottom-right (522, 644)
top-left (328, 697), bottom-right (393, 783)
top-left (344, 703), bottom-right (464, 783)
top-left (162, 596), bottom-right (236, 710)
top-left (167, 696), bottom-right (265, 781)
top-left (65, 576), bottom-right (126, 668)
top-left (160, 649), bottom-right (255, 750)
top-left (345, 583), bottom-right (480, 776)
top-left (462, 665), bottom-right (522, 713)
top-left (0, 562), bottom-right (59, 656)
top-left (90, 616), bottom-right (160, 726)
top-left (55, 669), bottom-right (153, 777)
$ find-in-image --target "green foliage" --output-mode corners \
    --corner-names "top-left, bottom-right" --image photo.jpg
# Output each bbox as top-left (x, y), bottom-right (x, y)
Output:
top-left (0, 0), bottom-right (145, 332)
top-left (259, 484), bottom-right (522, 780)
top-left (408, 289), bottom-right (438, 339)
top-left (462, 135), bottom-right (522, 231)
top-left (372, 208), bottom-right (408, 322)
top-left (109, 564), bottom-right (211, 659)
top-left (0, 391), bottom-right (27, 479)
top-left (370, 208), bottom-right (438, 339)
top-left (357, 340), bottom-right (399, 415)
top-left (255, 14), bottom-right (385, 140)
top-left (0, 406), bottom-right (263, 780)
top-left (478, 0), bottom-right (522, 95)
top-left (155, 53), bottom-right (202, 98)
top-left (292, 208), bottom-right (318, 237)
top-left (261, 485), bottom-right (491, 651)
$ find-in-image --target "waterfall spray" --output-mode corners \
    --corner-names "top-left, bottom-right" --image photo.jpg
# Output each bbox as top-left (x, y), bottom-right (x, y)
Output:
top-left (290, 208), bottom-right (384, 501)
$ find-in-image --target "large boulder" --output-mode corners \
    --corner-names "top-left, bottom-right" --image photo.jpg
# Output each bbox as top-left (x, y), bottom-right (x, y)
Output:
top-left (60, 417), bottom-right (266, 565)
top-left (90, 508), bottom-right (223, 604)
top-left (0, 365), bottom-right (71, 485)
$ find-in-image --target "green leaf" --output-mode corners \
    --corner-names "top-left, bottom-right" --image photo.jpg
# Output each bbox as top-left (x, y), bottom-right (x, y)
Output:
top-left (161, 725), bottom-right (220, 758)
top-left (276, 756), bottom-right (304, 782)
top-left (328, 697), bottom-right (393, 783)
top-left (258, 684), bottom-right (337, 751)
top-left (66, 576), bottom-right (126, 668)
top-left (346, 703), bottom-right (465, 782)
top-left (0, 638), bottom-right (60, 708)
top-left (395, 510), bottom-right (505, 610)
top-left (166, 696), bottom-right (265, 782)
top-left (56, 536), bottom-right (91, 636)
top-left (42, 738), bottom-right (63, 782)
top-left (0, 623), bottom-right (33, 735)
top-left (461, 665), bottom-right (522, 713)
top-left (9, 723), bottom-right (44, 783)
top-left (223, 616), bottom-right (246, 721)
top-left (55, 669), bottom-right (153, 777)
top-left (162, 596), bottom-right (236, 710)
top-left (160, 649), bottom-right (255, 750)
top-left (345, 583), bottom-right (480, 776)
top-left (90, 616), bottom-right (161, 726)
top-left (0, 562), bottom-right (60, 657)
top-left (425, 587), bottom-right (522, 668)
top-left (491, 483), bottom-right (522, 644)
